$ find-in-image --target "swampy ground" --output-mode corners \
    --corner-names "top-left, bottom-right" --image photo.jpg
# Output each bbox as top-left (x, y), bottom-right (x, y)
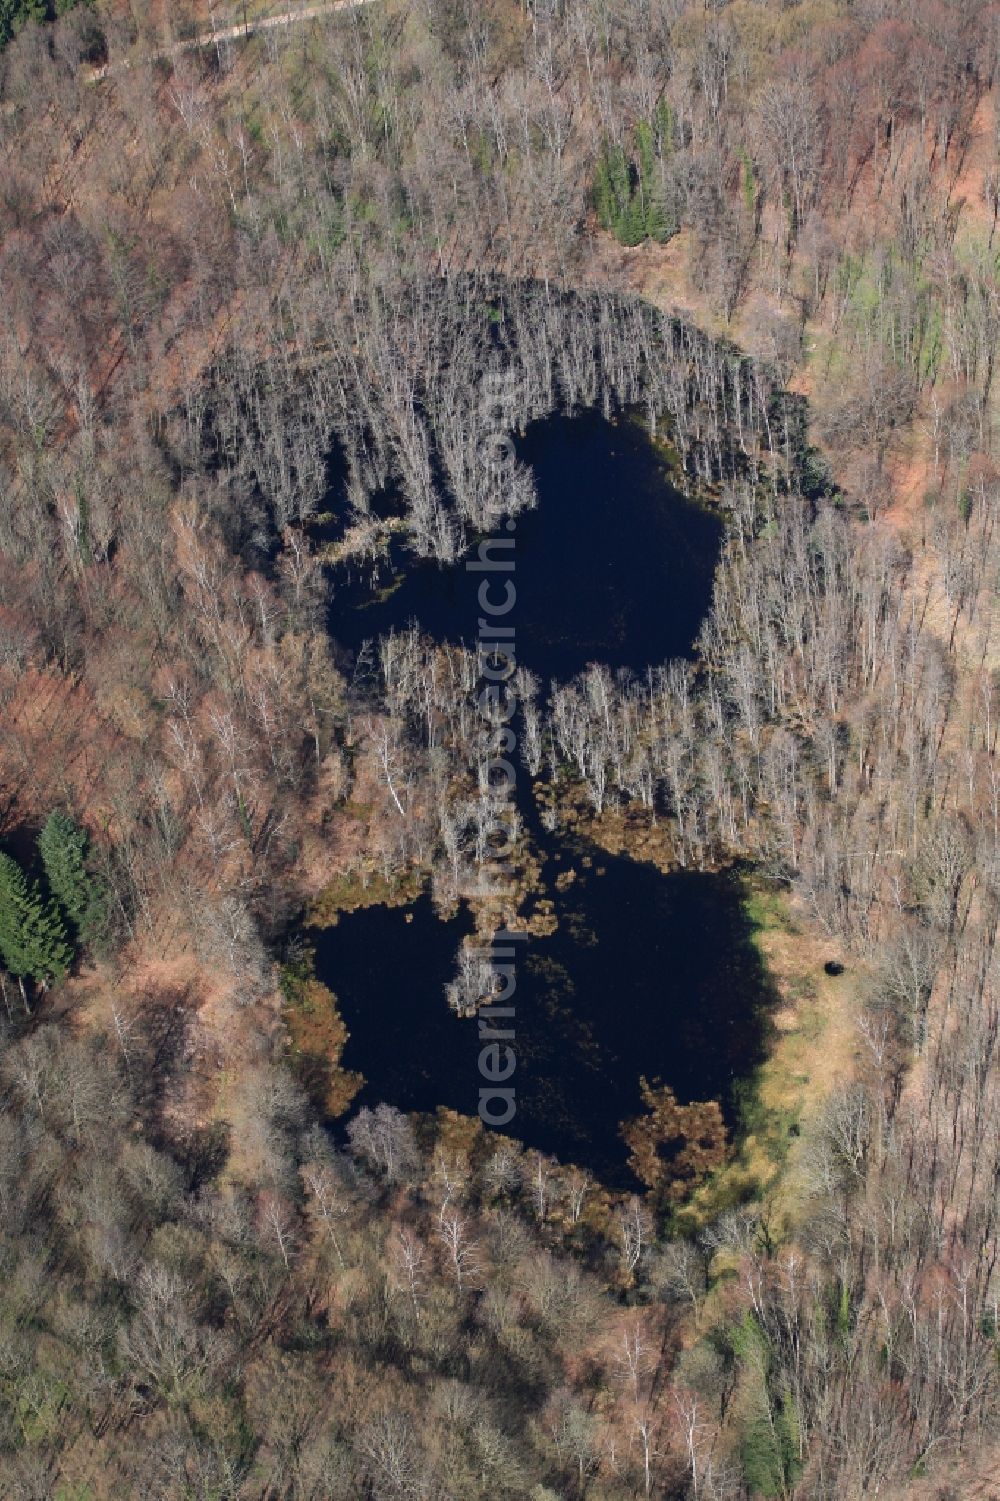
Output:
top-left (314, 410), bottom-right (781, 1184)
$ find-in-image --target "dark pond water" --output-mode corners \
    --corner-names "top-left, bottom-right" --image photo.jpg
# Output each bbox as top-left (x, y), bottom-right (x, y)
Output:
top-left (309, 854), bottom-right (776, 1187)
top-left (326, 411), bottom-right (723, 683)
top-left (314, 411), bottom-right (775, 1183)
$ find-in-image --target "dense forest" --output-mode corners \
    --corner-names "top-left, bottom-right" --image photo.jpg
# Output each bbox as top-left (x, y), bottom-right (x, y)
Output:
top-left (2, 0), bottom-right (1000, 1495)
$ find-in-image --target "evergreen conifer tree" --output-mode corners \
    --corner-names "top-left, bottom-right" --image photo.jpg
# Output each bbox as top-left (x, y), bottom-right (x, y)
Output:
top-left (593, 123), bottom-right (677, 247)
top-left (38, 811), bottom-right (106, 944)
top-left (0, 852), bottom-right (72, 985)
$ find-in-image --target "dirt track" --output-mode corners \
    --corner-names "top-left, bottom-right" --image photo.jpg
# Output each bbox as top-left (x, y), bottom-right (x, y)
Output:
top-left (90, 0), bottom-right (376, 80)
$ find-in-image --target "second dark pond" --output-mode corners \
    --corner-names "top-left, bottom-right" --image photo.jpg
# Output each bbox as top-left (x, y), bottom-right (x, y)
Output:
top-left (326, 410), bottom-right (723, 683)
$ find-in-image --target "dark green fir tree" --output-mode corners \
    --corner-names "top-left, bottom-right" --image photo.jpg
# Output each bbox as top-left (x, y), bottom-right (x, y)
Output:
top-left (0, 851), bottom-right (73, 987)
top-left (38, 810), bottom-right (106, 943)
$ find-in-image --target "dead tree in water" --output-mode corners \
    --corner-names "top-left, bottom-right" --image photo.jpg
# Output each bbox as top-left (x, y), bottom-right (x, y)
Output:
top-left (186, 278), bottom-right (795, 565)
